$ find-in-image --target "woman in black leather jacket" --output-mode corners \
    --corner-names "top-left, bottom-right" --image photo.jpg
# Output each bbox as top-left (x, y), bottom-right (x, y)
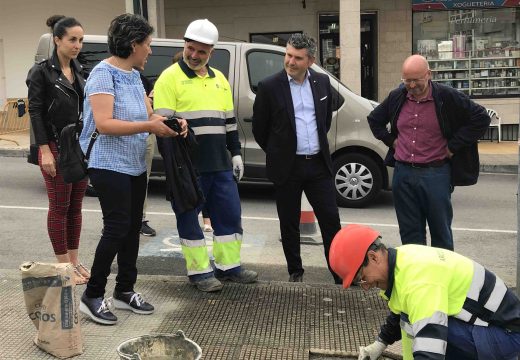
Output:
top-left (26, 15), bottom-right (90, 285)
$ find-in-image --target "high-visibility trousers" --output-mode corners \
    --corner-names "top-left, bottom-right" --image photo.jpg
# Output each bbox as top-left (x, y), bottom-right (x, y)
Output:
top-left (172, 170), bottom-right (242, 279)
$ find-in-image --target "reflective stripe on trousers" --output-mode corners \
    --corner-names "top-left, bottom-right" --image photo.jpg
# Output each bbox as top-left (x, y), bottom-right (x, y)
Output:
top-left (172, 170), bottom-right (243, 278)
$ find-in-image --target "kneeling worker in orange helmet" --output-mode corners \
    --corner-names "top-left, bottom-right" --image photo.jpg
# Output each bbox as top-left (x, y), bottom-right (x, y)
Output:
top-left (329, 224), bottom-right (520, 360)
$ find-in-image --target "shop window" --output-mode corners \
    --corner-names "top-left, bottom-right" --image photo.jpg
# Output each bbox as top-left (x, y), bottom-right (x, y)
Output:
top-left (413, 8), bottom-right (520, 98)
top-left (319, 13), bottom-right (340, 79)
top-left (250, 32), bottom-right (302, 47)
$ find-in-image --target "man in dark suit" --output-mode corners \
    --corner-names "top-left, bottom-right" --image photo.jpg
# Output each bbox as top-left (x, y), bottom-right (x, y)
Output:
top-left (252, 33), bottom-right (341, 284)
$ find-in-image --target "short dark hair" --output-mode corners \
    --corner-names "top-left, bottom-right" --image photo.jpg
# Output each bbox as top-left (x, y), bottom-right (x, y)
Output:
top-left (46, 15), bottom-right (82, 42)
top-left (107, 13), bottom-right (154, 58)
top-left (287, 33), bottom-right (316, 58)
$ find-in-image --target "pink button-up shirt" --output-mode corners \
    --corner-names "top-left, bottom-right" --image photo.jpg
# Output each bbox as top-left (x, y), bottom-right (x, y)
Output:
top-left (394, 86), bottom-right (447, 164)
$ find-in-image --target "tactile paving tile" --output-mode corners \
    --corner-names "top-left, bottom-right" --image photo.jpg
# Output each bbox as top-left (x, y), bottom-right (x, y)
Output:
top-left (1, 272), bottom-right (402, 359)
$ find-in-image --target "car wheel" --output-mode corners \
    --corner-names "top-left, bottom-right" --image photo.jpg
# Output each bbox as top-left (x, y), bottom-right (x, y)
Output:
top-left (333, 153), bottom-right (382, 208)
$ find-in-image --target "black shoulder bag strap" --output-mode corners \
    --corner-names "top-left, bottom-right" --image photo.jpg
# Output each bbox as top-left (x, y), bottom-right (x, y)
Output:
top-left (84, 128), bottom-right (98, 161)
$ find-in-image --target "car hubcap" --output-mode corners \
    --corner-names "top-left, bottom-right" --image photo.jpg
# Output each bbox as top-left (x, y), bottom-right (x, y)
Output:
top-left (335, 162), bottom-right (374, 201)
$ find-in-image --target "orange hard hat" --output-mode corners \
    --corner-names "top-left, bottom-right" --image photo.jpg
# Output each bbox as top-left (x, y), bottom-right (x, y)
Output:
top-left (329, 224), bottom-right (381, 289)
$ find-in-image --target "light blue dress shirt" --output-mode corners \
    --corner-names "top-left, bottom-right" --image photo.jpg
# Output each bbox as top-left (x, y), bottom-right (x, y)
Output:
top-left (288, 72), bottom-right (320, 155)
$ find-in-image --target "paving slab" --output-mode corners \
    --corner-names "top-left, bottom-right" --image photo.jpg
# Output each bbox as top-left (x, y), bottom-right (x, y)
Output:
top-left (0, 270), bottom-right (402, 360)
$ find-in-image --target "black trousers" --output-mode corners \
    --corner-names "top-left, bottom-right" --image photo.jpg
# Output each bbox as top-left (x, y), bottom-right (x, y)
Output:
top-left (275, 156), bottom-right (342, 283)
top-left (85, 169), bottom-right (147, 298)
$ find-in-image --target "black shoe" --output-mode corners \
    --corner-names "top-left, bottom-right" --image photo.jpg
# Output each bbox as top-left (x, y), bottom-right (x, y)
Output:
top-left (113, 290), bottom-right (154, 314)
top-left (216, 269), bottom-right (258, 284)
top-left (140, 221), bottom-right (156, 237)
top-left (85, 184), bottom-right (98, 197)
top-left (79, 293), bottom-right (117, 325)
top-left (289, 272), bottom-right (303, 282)
top-left (190, 276), bottom-right (223, 292)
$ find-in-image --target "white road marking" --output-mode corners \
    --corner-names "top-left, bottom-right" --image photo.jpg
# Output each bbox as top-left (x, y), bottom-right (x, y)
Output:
top-left (0, 205), bottom-right (516, 234)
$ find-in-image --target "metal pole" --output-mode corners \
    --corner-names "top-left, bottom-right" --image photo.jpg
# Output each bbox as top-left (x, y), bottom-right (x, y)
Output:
top-left (517, 136), bottom-right (520, 297)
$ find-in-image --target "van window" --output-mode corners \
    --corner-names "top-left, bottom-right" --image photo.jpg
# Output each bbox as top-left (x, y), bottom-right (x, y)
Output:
top-left (77, 43), bottom-right (107, 76)
top-left (246, 50), bottom-right (344, 111)
top-left (142, 46), bottom-right (182, 82)
top-left (78, 43), bottom-right (231, 82)
top-left (330, 86), bottom-right (344, 112)
top-left (206, 50), bottom-right (230, 79)
top-left (246, 50), bottom-right (284, 93)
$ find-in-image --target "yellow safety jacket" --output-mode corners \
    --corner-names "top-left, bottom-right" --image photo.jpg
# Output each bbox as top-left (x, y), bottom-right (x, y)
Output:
top-left (153, 59), bottom-right (242, 276)
top-left (379, 245), bottom-right (520, 360)
top-left (153, 59), bottom-right (241, 174)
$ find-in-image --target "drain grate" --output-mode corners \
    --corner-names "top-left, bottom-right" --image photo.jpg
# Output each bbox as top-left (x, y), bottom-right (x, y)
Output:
top-left (156, 282), bottom-right (393, 359)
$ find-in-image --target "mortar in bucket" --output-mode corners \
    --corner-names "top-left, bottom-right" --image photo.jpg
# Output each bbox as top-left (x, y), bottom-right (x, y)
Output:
top-left (116, 330), bottom-right (202, 360)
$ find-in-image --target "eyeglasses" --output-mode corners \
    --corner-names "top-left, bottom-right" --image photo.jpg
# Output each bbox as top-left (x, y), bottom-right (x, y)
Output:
top-left (353, 265), bottom-right (367, 286)
top-left (401, 71), bottom-right (430, 85)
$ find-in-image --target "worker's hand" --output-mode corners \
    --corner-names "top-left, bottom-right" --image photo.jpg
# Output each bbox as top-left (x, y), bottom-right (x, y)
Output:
top-left (358, 340), bottom-right (386, 360)
top-left (232, 155), bottom-right (244, 182)
top-left (177, 118), bottom-right (189, 138)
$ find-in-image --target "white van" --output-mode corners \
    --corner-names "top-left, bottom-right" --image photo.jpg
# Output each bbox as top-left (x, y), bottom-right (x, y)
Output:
top-left (29, 33), bottom-right (392, 208)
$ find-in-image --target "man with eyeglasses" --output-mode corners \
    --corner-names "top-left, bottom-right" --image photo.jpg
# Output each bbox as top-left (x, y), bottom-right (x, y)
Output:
top-left (367, 55), bottom-right (490, 251)
top-left (329, 224), bottom-right (520, 360)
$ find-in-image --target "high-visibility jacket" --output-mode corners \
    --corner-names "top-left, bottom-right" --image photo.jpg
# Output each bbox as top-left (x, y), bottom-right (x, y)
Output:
top-left (153, 59), bottom-right (243, 277)
top-left (378, 245), bottom-right (520, 360)
top-left (153, 59), bottom-right (241, 174)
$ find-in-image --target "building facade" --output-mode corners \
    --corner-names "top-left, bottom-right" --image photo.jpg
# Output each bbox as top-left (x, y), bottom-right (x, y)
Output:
top-left (1, 0), bottom-right (518, 138)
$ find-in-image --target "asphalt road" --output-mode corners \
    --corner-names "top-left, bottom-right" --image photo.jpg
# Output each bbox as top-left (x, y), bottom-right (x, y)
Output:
top-left (0, 156), bottom-right (518, 286)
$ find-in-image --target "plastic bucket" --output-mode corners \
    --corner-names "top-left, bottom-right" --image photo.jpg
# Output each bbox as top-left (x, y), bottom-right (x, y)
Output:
top-left (116, 330), bottom-right (202, 360)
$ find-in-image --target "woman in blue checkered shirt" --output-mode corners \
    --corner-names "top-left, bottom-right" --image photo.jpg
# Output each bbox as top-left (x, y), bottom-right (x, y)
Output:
top-left (79, 13), bottom-right (187, 326)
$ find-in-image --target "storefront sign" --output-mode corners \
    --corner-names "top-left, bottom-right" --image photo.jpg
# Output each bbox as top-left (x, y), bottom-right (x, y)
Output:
top-left (448, 15), bottom-right (497, 23)
top-left (413, 0), bottom-right (520, 11)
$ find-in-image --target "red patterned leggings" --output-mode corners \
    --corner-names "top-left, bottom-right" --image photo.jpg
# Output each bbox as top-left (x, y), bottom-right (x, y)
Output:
top-left (38, 142), bottom-right (88, 255)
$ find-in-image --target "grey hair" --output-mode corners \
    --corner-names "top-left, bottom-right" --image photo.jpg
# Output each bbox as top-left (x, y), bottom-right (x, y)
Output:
top-left (287, 33), bottom-right (316, 58)
top-left (361, 237), bottom-right (386, 266)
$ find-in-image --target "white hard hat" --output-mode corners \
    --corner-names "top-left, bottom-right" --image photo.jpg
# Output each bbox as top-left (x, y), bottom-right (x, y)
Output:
top-left (184, 19), bottom-right (219, 46)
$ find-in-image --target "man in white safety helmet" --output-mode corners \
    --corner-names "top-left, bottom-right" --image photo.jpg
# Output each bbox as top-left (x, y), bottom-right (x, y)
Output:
top-left (153, 19), bottom-right (258, 292)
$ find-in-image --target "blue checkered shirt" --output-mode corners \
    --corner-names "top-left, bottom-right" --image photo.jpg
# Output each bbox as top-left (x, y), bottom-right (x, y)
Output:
top-left (80, 61), bottom-right (148, 176)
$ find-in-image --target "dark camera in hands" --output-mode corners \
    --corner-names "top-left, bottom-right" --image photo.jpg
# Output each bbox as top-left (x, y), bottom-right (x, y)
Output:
top-left (164, 115), bottom-right (183, 133)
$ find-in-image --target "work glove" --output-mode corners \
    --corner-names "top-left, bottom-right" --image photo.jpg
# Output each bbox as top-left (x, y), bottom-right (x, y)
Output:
top-left (358, 340), bottom-right (387, 360)
top-left (232, 155), bottom-right (244, 182)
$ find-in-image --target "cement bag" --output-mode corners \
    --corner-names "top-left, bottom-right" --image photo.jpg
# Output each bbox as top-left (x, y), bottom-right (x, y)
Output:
top-left (20, 261), bottom-right (83, 358)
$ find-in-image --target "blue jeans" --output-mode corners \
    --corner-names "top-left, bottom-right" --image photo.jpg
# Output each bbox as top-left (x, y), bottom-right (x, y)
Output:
top-left (446, 317), bottom-right (520, 359)
top-left (86, 169), bottom-right (147, 298)
top-left (392, 161), bottom-right (453, 250)
top-left (171, 170), bottom-right (242, 281)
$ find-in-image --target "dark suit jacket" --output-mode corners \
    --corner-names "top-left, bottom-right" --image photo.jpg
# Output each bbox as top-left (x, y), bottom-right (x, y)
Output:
top-left (252, 68), bottom-right (333, 186)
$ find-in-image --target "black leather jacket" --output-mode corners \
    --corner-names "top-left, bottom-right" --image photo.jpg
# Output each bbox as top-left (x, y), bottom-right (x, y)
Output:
top-left (367, 81), bottom-right (490, 186)
top-left (26, 52), bottom-right (86, 146)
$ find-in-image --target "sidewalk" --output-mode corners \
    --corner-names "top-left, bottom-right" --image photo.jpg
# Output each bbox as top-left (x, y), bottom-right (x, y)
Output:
top-left (0, 269), bottom-right (401, 360)
top-left (0, 131), bottom-right (517, 360)
top-left (2, 130), bottom-right (518, 174)
top-left (478, 140), bottom-right (518, 174)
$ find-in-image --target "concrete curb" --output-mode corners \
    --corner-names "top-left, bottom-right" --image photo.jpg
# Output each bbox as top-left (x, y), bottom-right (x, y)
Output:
top-left (0, 149), bottom-right (517, 174)
top-left (0, 148), bottom-right (29, 158)
top-left (480, 164), bottom-right (518, 174)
